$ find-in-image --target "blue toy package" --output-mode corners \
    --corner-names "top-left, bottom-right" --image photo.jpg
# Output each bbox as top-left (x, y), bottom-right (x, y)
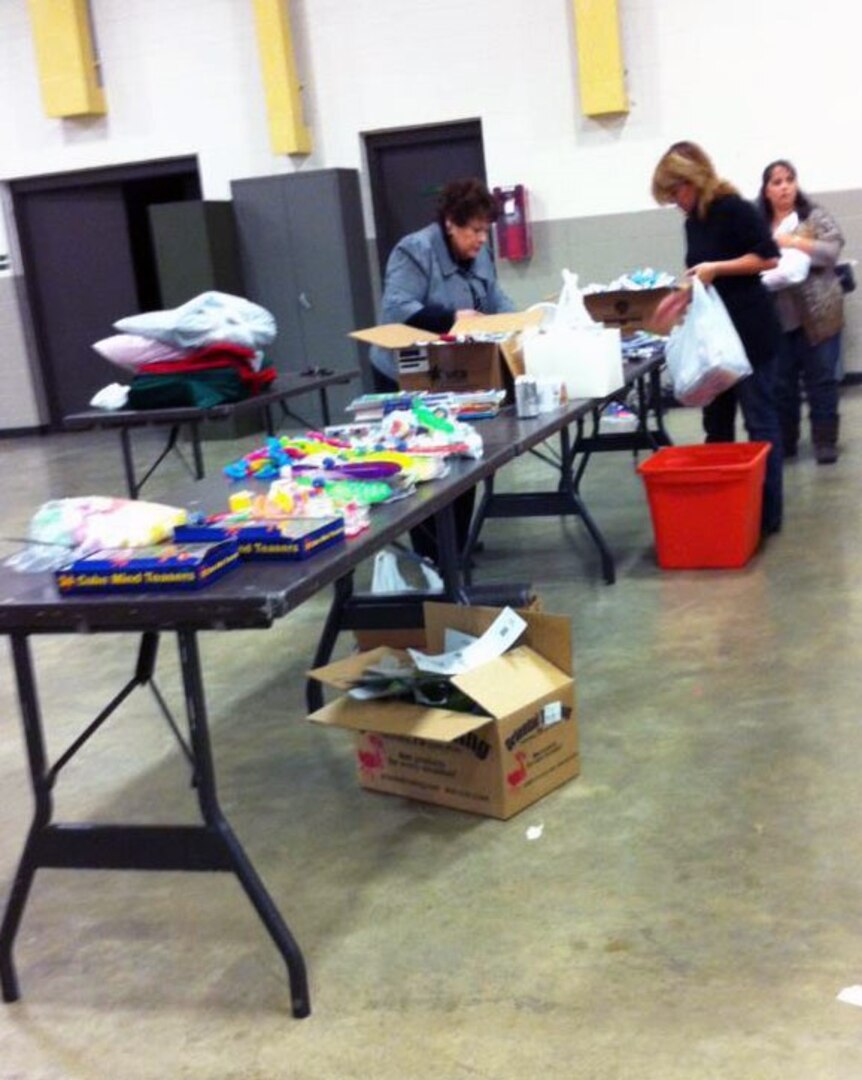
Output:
top-left (55, 539), bottom-right (240, 595)
top-left (174, 516), bottom-right (345, 561)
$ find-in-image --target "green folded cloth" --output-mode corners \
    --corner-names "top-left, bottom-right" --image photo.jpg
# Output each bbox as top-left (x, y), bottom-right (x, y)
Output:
top-left (128, 369), bottom-right (250, 410)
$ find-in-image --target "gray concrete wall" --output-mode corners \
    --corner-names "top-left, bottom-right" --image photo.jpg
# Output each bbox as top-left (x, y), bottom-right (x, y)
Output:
top-left (0, 274), bottom-right (44, 431)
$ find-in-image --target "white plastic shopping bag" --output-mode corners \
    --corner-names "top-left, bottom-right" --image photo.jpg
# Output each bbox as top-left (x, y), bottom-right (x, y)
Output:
top-left (761, 212), bottom-right (810, 291)
top-left (523, 271), bottom-right (623, 399)
top-left (664, 278), bottom-right (752, 407)
top-left (371, 548), bottom-right (444, 594)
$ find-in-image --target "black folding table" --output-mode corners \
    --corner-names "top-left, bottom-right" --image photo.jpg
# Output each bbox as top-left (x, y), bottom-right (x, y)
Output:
top-left (63, 369), bottom-right (359, 499)
top-left (0, 357), bottom-right (667, 1017)
top-left (0, 450), bottom-right (498, 1020)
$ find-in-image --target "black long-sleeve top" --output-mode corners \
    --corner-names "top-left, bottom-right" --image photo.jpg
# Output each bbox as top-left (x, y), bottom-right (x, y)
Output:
top-left (685, 194), bottom-right (781, 366)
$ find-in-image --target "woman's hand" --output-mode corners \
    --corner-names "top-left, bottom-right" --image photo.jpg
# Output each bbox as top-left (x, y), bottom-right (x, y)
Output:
top-left (776, 232), bottom-right (810, 253)
top-left (687, 262), bottom-right (718, 285)
top-left (645, 286), bottom-right (691, 335)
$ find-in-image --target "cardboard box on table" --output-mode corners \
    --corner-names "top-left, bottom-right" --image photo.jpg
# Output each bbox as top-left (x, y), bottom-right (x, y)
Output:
top-left (583, 287), bottom-right (674, 335)
top-left (349, 311), bottom-right (541, 395)
top-left (309, 603), bottom-right (579, 819)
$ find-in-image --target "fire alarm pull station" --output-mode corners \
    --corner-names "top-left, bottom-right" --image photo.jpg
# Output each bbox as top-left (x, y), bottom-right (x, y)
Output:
top-left (493, 184), bottom-right (532, 262)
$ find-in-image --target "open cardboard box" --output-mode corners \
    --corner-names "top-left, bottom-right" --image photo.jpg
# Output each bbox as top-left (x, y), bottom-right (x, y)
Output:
top-left (309, 603), bottom-right (579, 819)
top-left (583, 287), bottom-right (674, 335)
top-left (349, 310), bottom-right (541, 394)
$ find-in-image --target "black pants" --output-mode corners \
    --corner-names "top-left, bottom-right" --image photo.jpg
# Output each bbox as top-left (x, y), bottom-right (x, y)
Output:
top-left (702, 387), bottom-right (738, 442)
top-left (702, 361), bottom-right (784, 534)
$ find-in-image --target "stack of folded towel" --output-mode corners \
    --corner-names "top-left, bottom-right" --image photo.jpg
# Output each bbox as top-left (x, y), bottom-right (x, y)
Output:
top-left (92, 291), bottom-right (278, 409)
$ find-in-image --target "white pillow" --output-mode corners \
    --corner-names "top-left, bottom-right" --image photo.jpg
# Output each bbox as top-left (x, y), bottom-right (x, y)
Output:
top-left (114, 291), bottom-right (277, 352)
top-left (92, 333), bottom-right (189, 370)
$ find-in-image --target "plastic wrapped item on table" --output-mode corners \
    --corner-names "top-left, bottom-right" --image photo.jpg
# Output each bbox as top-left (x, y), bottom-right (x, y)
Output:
top-left (4, 496), bottom-right (188, 573)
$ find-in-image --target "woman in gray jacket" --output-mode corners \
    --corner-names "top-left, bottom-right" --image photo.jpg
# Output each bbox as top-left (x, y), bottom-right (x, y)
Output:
top-left (370, 179), bottom-right (515, 562)
top-left (370, 178), bottom-right (515, 385)
top-left (757, 160), bottom-right (845, 463)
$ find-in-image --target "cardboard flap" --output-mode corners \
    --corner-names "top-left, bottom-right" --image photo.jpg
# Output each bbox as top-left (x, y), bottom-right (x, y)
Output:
top-left (308, 647), bottom-right (408, 691)
top-left (422, 603), bottom-right (572, 675)
top-left (451, 310), bottom-right (544, 335)
top-left (309, 696), bottom-right (491, 742)
top-left (451, 645), bottom-right (571, 719)
top-left (498, 334), bottom-right (525, 379)
top-left (349, 324), bottom-right (440, 349)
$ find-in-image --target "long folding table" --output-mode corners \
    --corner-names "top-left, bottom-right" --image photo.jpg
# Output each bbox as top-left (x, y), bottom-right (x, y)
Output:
top-left (63, 368), bottom-right (359, 499)
top-left (0, 448), bottom-right (505, 1020)
top-left (0, 355), bottom-right (666, 1017)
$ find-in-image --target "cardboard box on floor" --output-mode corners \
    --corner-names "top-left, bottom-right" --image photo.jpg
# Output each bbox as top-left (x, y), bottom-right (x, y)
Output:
top-left (349, 310), bottom-right (541, 394)
top-left (309, 603), bottom-right (579, 819)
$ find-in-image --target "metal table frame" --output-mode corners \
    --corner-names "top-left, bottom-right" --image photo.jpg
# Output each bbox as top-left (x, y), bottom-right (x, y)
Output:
top-left (462, 350), bottom-right (670, 585)
top-left (1, 357), bottom-right (667, 1016)
top-left (0, 454), bottom-right (492, 1019)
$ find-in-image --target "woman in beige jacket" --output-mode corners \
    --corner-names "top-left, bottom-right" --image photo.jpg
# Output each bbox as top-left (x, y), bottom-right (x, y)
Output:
top-left (757, 160), bottom-right (845, 464)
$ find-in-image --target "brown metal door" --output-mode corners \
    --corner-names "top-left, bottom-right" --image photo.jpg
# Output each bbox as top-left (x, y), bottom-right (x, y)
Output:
top-left (364, 119), bottom-right (486, 275)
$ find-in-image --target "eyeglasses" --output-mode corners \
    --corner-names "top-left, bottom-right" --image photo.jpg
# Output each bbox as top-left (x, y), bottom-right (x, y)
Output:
top-left (457, 221), bottom-right (491, 237)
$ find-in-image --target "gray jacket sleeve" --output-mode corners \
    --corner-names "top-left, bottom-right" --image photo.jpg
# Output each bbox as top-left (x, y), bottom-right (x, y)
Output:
top-left (380, 238), bottom-right (435, 324)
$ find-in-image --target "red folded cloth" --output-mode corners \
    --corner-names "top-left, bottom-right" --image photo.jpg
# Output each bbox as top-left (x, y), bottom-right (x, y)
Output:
top-left (140, 354), bottom-right (276, 393)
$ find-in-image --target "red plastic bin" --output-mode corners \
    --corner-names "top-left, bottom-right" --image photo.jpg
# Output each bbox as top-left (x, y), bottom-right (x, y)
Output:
top-left (637, 442), bottom-right (771, 569)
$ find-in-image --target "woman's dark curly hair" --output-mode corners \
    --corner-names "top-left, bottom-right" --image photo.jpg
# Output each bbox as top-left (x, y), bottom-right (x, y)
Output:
top-left (437, 178), bottom-right (498, 227)
top-left (757, 159), bottom-right (815, 222)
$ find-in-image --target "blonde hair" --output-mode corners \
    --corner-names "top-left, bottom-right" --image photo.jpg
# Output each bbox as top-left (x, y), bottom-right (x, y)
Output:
top-left (651, 141), bottom-right (737, 219)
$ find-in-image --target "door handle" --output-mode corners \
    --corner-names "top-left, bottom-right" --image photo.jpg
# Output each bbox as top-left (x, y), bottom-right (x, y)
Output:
top-left (298, 292), bottom-right (312, 311)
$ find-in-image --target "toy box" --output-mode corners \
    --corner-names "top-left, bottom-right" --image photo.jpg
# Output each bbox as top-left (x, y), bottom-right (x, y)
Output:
top-left (174, 516), bottom-right (345, 560)
top-left (55, 539), bottom-right (239, 595)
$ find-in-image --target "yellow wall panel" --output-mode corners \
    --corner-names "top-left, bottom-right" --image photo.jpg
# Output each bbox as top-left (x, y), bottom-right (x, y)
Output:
top-left (27, 0), bottom-right (106, 118)
top-left (572, 0), bottom-right (629, 117)
top-left (252, 0), bottom-right (312, 155)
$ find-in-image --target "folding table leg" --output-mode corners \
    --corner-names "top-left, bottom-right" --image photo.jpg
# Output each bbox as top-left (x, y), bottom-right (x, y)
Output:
top-left (119, 427), bottom-right (140, 498)
top-left (0, 635), bottom-right (52, 1002)
top-left (306, 573), bottom-right (354, 712)
top-left (178, 630), bottom-right (311, 1018)
top-left (1, 631), bottom-right (311, 1018)
top-left (460, 477), bottom-right (494, 587)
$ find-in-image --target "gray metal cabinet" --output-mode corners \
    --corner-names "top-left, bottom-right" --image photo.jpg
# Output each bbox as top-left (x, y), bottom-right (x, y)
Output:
top-left (149, 201), bottom-right (244, 308)
top-left (230, 169), bottom-right (374, 425)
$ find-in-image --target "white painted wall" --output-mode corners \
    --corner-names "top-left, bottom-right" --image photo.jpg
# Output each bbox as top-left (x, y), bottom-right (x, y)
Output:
top-left (0, 0), bottom-right (858, 226)
top-left (0, 0), bottom-right (860, 427)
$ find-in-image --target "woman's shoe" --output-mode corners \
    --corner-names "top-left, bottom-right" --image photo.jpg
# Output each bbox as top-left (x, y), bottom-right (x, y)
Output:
top-left (812, 419), bottom-right (839, 465)
top-left (814, 443), bottom-right (839, 465)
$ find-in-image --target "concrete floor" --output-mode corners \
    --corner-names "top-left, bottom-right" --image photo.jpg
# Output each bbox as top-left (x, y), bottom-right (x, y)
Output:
top-left (2, 395), bottom-right (862, 1079)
